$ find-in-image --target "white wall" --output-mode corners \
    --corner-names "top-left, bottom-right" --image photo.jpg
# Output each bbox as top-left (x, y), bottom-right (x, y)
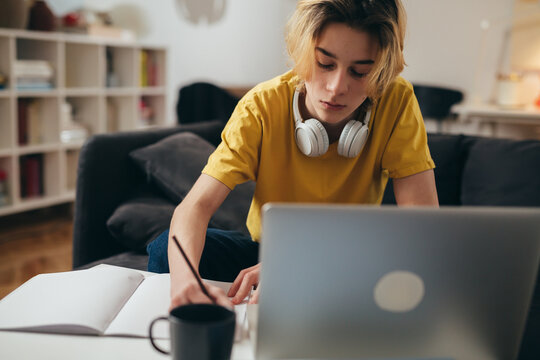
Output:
top-left (402, 0), bottom-right (514, 104)
top-left (85, 0), bottom-right (515, 123)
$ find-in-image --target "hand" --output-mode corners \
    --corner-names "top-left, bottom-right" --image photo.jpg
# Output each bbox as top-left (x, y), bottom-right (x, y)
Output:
top-left (170, 279), bottom-right (233, 311)
top-left (228, 263), bottom-right (261, 305)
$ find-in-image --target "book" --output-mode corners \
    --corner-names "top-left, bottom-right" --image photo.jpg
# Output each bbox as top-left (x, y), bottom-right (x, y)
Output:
top-left (27, 101), bottom-right (42, 145)
top-left (16, 82), bottom-right (53, 91)
top-left (0, 264), bottom-right (248, 340)
top-left (15, 60), bottom-right (54, 90)
top-left (139, 50), bottom-right (159, 87)
top-left (24, 155), bottom-right (42, 197)
top-left (140, 50), bottom-right (148, 87)
top-left (17, 100), bottom-right (28, 145)
top-left (19, 154), bottom-right (43, 199)
top-left (14, 60), bottom-right (54, 79)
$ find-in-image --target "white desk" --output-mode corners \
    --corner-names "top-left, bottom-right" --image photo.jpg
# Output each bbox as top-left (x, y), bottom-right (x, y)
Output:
top-left (452, 103), bottom-right (540, 137)
top-left (0, 331), bottom-right (255, 360)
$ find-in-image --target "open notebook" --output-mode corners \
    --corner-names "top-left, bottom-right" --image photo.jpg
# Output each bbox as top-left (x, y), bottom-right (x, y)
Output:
top-left (0, 264), bottom-right (249, 340)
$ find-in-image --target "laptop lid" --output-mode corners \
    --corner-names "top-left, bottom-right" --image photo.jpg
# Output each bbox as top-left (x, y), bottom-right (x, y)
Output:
top-left (256, 204), bottom-right (540, 360)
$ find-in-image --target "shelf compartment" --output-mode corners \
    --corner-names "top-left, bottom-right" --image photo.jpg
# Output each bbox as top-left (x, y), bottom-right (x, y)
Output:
top-left (0, 156), bottom-right (14, 208)
top-left (18, 151), bottom-right (60, 201)
top-left (0, 98), bottom-right (14, 150)
top-left (16, 38), bottom-right (58, 90)
top-left (105, 46), bottom-right (136, 88)
top-left (138, 95), bottom-right (165, 128)
top-left (139, 48), bottom-right (166, 88)
top-left (64, 96), bottom-right (99, 141)
top-left (17, 97), bottom-right (59, 146)
top-left (65, 42), bottom-right (101, 88)
top-left (106, 96), bottom-right (136, 132)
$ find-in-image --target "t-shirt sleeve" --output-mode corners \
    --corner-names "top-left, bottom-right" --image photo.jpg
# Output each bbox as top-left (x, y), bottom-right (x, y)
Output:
top-left (381, 88), bottom-right (435, 179)
top-left (202, 95), bottom-right (262, 190)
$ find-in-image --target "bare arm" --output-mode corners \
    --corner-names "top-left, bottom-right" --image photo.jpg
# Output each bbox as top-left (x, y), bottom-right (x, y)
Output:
top-left (392, 169), bottom-right (439, 207)
top-left (168, 173), bottom-right (231, 308)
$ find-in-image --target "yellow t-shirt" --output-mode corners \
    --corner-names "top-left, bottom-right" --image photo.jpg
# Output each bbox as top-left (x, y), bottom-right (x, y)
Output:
top-left (202, 71), bottom-right (435, 241)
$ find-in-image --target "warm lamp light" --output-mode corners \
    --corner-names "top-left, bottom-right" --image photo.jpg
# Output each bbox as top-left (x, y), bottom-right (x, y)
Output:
top-left (510, 1), bottom-right (540, 108)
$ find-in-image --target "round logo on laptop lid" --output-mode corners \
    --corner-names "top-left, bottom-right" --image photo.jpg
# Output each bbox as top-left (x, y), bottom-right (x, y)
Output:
top-left (374, 270), bottom-right (425, 313)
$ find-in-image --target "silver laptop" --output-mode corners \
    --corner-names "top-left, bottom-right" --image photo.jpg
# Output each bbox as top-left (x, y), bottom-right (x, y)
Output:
top-left (256, 204), bottom-right (540, 360)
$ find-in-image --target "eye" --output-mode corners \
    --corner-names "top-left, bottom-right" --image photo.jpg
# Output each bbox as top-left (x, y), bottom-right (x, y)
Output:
top-left (317, 61), bottom-right (334, 70)
top-left (350, 68), bottom-right (368, 79)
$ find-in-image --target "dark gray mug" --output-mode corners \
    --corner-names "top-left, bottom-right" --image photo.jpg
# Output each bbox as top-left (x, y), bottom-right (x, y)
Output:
top-left (149, 303), bottom-right (236, 360)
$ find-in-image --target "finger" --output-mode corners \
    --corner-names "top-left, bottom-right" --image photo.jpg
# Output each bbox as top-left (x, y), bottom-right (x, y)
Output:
top-left (228, 268), bottom-right (247, 297)
top-left (228, 264), bottom-right (259, 297)
top-left (232, 272), bottom-right (259, 304)
top-left (187, 290), bottom-right (215, 304)
top-left (249, 286), bottom-right (260, 304)
top-left (208, 287), bottom-right (234, 309)
top-left (183, 282), bottom-right (215, 304)
top-left (169, 293), bottom-right (188, 311)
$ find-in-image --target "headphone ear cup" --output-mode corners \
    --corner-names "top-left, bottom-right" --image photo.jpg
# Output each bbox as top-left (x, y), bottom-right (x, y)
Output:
top-left (306, 119), bottom-right (329, 156)
top-left (338, 120), bottom-right (355, 157)
top-left (295, 119), bottom-right (329, 157)
top-left (338, 120), bottom-right (369, 158)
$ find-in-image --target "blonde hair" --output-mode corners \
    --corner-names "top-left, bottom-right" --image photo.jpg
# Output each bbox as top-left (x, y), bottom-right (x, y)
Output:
top-left (285, 0), bottom-right (406, 102)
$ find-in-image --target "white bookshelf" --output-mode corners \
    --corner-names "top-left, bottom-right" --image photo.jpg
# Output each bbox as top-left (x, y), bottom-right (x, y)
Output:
top-left (0, 28), bottom-right (169, 217)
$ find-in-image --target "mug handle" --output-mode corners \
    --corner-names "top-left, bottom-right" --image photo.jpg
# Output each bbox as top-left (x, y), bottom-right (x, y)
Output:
top-left (148, 316), bottom-right (170, 355)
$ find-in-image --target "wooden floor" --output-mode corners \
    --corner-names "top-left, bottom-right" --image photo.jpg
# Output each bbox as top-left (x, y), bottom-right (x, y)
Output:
top-left (0, 204), bottom-right (73, 299)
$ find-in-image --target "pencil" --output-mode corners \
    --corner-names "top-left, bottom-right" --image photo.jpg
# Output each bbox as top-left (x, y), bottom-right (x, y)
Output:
top-left (172, 235), bottom-right (216, 304)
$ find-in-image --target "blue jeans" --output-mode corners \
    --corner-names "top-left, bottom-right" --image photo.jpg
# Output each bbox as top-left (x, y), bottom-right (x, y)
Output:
top-left (147, 228), bottom-right (259, 282)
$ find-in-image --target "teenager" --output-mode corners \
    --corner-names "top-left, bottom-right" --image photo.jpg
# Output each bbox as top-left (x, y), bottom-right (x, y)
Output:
top-left (147, 0), bottom-right (438, 309)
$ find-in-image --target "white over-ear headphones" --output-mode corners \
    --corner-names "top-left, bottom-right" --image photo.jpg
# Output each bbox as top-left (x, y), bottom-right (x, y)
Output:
top-left (293, 89), bottom-right (372, 158)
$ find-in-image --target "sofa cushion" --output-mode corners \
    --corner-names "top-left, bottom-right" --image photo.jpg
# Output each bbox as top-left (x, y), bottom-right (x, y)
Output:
top-left (107, 196), bottom-right (175, 252)
top-left (382, 133), bottom-right (464, 205)
top-left (427, 133), bottom-right (465, 205)
top-left (461, 138), bottom-right (540, 206)
top-left (129, 132), bottom-right (254, 234)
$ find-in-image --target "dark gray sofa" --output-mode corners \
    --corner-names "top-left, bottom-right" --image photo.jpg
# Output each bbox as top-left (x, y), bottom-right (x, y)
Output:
top-left (72, 121), bottom-right (540, 359)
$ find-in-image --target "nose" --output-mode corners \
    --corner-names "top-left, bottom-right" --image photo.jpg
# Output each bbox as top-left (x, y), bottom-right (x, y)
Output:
top-left (326, 68), bottom-right (348, 96)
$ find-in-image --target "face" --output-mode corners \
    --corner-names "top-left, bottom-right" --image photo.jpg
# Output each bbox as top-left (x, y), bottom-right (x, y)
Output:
top-left (303, 22), bottom-right (378, 125)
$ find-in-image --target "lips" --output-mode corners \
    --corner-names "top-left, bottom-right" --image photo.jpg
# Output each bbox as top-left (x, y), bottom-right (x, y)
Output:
top-left (321, 101), bottom-right (345, 111)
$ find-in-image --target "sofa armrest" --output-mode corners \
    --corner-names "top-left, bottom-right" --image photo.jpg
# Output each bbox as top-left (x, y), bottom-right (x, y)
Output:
top-left (72, 121), bottom-right (225, 269)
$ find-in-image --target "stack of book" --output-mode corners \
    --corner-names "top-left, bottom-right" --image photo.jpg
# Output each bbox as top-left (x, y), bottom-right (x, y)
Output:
top-left (14, 60), bottom-right (54, 90)
top-left (140, 50), bottom-right (158, 87)
top-left (19, 154), bottom-right (44, 199)
top-left (18, 99), bottom-right (43, 145)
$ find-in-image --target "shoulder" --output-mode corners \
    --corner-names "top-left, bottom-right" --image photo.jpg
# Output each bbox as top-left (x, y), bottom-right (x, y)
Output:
top-left (379, 76), bottom-right (415, 103)
top-left (239, 70), bottom-right (300, 114)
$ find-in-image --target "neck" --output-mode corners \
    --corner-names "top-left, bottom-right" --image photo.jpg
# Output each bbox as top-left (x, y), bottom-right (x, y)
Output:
top-left (323, 120), bottom-right (348, 143)
top-left (323, 107), bottom-right (363, 143)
